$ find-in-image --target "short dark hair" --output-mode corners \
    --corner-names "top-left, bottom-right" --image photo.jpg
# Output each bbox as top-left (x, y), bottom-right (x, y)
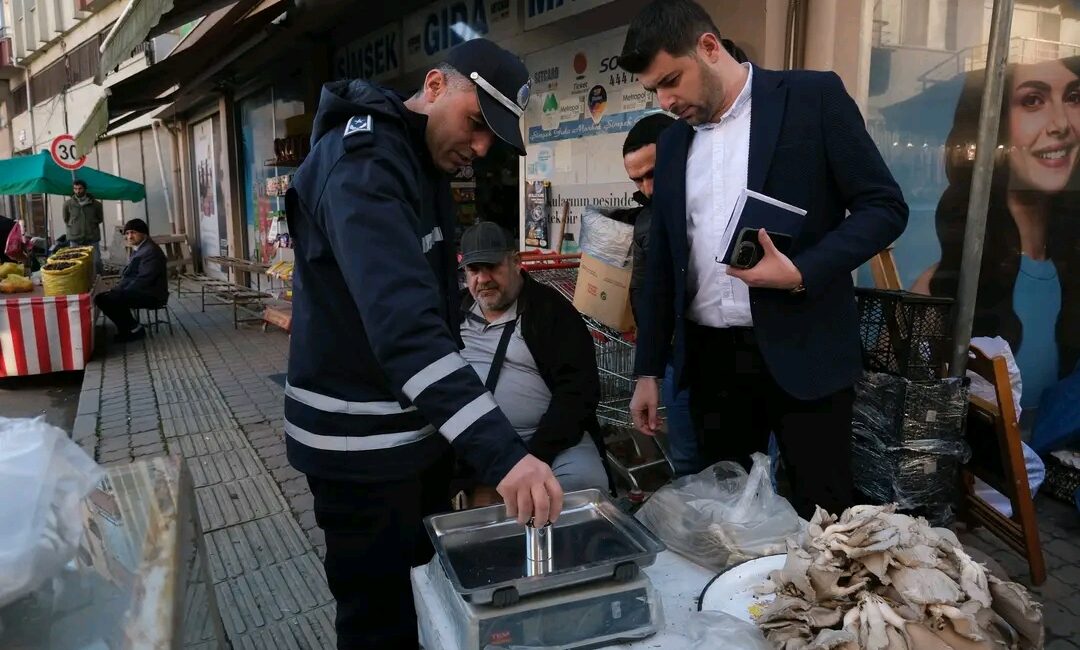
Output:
top-left (623, 113), bottom-right (676, 156)
top-left (73, 180), bottom-right (87, 189)
top-left (619, 0), bottom-right (722, 74)
top-left (722, 38), bottom-right (749, 64)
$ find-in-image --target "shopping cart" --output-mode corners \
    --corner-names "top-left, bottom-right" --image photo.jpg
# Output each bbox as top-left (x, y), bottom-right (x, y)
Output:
top-left (523, 252), bottom-right (673, 490)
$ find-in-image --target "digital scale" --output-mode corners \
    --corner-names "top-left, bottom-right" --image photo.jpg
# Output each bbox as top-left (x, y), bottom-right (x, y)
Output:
top-left (414, 490), bottom-right (667, 650)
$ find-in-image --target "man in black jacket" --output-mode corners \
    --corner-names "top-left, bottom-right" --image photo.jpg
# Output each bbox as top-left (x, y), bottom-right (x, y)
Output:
top-left (94, 219), bottom-right (167, 342)
top-left (459, 223), bottom-right (607, 493)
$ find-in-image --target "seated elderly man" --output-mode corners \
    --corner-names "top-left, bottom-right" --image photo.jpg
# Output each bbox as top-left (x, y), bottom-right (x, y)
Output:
top-left (94, 219), bottom-right (168, 342)
top-left (458, 222), bottom-right (608, 494)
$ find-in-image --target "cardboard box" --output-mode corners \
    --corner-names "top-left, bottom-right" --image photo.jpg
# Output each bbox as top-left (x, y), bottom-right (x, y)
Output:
top-left (573, 254), bottom-right (636, 332)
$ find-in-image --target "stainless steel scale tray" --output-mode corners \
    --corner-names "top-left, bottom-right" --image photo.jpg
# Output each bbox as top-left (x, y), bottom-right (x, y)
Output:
top-left (424, 489), bottom-right (666, 605)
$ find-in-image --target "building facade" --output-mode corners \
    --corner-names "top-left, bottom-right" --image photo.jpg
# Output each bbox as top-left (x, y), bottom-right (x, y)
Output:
top-left (1, 0), bottom-right (1074, 428)
top-left (0, 0), bottom-right (184, 262)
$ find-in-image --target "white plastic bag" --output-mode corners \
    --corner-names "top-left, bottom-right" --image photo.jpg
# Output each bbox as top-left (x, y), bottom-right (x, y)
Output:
top-left (636, 453), bottom-right (802, 572)
top-left (0, 417), bottom-right (104, 607)
top-left (967, 337), bottom-right (1046, 516)
top-left (579, 207), bottom-right (634, 268)
top-left (969, 336), bottom-right (1023, 417)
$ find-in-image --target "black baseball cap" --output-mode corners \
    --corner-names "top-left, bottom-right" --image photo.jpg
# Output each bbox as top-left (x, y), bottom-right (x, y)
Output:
top-left (459, 222), bottom-right (516, 268)
top-left (445, 39), bottom-right (531, 156)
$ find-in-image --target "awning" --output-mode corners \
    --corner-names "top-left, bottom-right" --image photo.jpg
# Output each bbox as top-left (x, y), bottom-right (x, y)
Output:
top-left (0, 152), bottom-right (146, 201)
top-left (95, 0), bottom-right (241, 84)
top-left (102, 0), bottom-right (283, 115)
top-left (878, 72), bottom-right (969, 140)
top-left (69, 0), bottom-right (281, 151)
top-left (97, 0), bottom-right (177, 84)
top-left (74, 89), bottom-right (111, 157)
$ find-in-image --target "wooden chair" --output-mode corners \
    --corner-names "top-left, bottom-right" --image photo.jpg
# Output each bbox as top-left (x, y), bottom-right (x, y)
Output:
top-left (870, 248), bottom-right (903, 290)
top-left (961, 346), bottom-right (1046, 585)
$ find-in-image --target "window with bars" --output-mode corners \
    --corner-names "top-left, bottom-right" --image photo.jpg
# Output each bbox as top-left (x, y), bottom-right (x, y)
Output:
top-left (12, 84), bottom-right (28, 115)
top-left (9, 33), bottom-right (104, 115)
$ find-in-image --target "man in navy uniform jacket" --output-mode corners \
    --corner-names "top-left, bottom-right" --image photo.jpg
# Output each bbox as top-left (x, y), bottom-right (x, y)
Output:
top-left (284, 39), bottom-right (564, 648)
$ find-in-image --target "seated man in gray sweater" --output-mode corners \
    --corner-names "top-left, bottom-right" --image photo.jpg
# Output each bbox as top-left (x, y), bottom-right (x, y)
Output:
top-left (458, 223), bottom-right (608, 494)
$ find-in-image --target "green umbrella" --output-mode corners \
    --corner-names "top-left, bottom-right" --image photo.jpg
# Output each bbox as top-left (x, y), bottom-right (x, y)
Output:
top-left (0, 152), bottom-right (146, 202)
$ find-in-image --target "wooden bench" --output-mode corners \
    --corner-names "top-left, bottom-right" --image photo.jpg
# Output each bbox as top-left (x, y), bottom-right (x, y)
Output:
top-left (205, 255), bottom-right (276, 293)
top-left (199, 280), bottom-right (270, 329)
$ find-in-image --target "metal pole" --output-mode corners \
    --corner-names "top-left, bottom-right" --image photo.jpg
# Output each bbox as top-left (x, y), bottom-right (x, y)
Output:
top-left (151, 119), bottom-right (176, 233)
top-left (19, 64), bottom-right (36, 154)
top-left (948, 0), bottom-right (1015, 377)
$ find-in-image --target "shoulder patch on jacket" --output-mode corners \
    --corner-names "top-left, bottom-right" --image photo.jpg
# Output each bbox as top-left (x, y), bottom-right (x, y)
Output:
top-left (344, 115), bottom-right (373, 137)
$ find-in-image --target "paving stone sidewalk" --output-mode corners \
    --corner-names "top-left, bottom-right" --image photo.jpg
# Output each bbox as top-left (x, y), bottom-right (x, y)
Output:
top-left (70, 283), bottom-right (1080, 649)
top-left (73, 289), bottom-right (334, 649)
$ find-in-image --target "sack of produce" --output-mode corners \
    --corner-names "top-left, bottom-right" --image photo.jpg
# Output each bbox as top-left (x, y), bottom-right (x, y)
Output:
top-left (42, 260), bottom-right (89, 296)
top-left (49, 247), bottom-right (94, 288)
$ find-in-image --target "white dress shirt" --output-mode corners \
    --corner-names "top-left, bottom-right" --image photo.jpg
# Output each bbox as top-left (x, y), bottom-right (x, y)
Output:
top-left (685, 63), bottom-right (754, 328)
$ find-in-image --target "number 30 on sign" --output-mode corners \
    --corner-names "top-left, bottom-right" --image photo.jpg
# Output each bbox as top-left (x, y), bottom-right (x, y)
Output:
top-left (50, 134), bottom-right (87, 171)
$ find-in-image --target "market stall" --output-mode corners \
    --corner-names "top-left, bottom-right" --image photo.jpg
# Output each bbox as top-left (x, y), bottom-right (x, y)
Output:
top-left (0, 286), bottom-right (95, 377)
top-left (0, 149), bottom-right (145, 377)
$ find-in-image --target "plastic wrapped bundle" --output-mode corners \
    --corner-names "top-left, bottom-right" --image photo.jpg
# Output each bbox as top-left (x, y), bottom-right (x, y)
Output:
top-left (852, 372), bottom-right (971, 526)
top-left (579, 207), bottom-right (635, 268)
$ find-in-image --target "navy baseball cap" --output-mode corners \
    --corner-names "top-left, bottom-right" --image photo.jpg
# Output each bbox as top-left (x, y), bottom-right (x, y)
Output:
top-left (459, 222), bottom-right (516, 268)
top-left (445, 39), bottom-right (531, 156)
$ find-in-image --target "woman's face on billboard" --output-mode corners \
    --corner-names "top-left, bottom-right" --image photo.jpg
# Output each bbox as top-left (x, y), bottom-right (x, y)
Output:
top-left (1008, 59), bottom-right (1080, 194)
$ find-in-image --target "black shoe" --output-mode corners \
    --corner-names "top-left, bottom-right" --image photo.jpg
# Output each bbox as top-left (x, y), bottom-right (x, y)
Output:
top-left (115, 326), bottom-right (146, 343)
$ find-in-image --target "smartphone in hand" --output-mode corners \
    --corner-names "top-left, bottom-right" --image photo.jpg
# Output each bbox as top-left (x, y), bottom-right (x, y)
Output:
top-left (729, 227), bottom-right (794, 269)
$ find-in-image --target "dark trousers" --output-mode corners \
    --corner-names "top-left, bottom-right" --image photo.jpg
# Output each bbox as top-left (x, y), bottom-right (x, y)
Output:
top-left (685, 322), bottom-right (855, 519)
top-left (94, 289), bottom-right (162, 333)
top-left (307, 455), bottom-right (453, 650)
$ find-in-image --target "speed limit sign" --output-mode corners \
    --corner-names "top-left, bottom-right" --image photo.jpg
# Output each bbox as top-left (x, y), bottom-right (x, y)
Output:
top-left (50, 134), bottom-right (86, 171)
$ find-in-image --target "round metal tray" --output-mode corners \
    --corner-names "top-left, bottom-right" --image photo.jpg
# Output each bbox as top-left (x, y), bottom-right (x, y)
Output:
top-left (697, 554), bottom-right (786, 623)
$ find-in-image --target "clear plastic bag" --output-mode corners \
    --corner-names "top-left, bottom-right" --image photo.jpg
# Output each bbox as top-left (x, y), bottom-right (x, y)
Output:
top-left (676, 611), bottom-right (772, 649)
top-left (579, 207), bottom-right (635, 268)
top-left (636, 453), bottom-right (802, 572)
top-left (0, 416), bottom-right (104, 608)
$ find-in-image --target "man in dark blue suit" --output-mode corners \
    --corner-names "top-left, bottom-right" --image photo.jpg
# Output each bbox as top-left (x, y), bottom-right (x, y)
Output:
top-left (620, 0), bottom-right (908, 518)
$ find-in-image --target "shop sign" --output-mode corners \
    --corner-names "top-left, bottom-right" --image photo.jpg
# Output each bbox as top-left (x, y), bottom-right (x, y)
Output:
top-left (523, 0), bottom-right (615, 30)
top-left (524, 26), bottom-right (659, 145)
top-left (403, 0), bottom-right (519, 72)
top-left (334, 23), bottom-right (402, 82)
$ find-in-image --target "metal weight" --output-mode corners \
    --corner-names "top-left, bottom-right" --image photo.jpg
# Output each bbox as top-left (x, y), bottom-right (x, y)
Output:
top-left (525, 519), bottom-right (554, 577)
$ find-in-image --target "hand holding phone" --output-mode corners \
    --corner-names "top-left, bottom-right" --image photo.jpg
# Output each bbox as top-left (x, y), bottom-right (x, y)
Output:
top-left (729, 227), bottom-right (794, 269)
top-left (726, 228), bottom-right (804, 291)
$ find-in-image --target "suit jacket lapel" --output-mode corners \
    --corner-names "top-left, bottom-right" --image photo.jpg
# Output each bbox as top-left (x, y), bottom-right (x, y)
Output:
top-left (748, 66), bottom-right (787, 193)
top-left (661, 121), bottom-right (694, 264)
